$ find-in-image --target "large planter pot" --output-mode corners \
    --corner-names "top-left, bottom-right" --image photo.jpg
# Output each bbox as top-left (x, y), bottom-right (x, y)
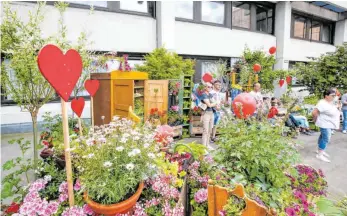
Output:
top-left (84, 182), bottom-right (144, 215)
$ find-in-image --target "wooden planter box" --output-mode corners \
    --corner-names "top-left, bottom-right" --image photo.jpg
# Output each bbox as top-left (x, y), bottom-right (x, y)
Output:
top-left (207, 180), bottom-right (275, 216)
top-left (172, 125), bottom-right (183, 138)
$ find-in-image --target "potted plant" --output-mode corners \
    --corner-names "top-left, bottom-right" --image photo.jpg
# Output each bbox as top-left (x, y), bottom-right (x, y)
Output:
top-left (74, 117), bottom-right (159, 215)
top-left (148, 108), bottom-right (166, 126)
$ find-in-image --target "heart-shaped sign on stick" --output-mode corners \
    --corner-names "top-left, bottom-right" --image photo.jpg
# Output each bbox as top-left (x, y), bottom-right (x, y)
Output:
top-left (84, 79), bottom-right (100, 97)
top-left (37, 45), bottom-right (83, 102)
top-left (279, 79), bottom-right (285, 87)
top-left (71, 97), bottom-right (85, 117)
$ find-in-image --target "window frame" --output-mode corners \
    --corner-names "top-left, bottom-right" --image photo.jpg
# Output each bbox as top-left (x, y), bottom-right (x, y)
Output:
top-left (291, 11), bottom-right (335, 45)
top-left (175, 1), bottom-right (275, 35)
top-left (231, 1), bottom-right (275, 35)
top-left (26, 1), bottom-right (156, 18)
top-left (175, 1), bottom-right (231, 28)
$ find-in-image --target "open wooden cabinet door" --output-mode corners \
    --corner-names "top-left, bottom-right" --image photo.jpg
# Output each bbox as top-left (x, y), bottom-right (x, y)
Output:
top-left (112, 79), bottom-right (134, 119)
top-left (144, 80), bottom-right (168, 121)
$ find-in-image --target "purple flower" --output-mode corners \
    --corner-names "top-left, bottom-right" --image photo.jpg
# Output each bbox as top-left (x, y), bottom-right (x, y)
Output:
top-left (194, 188), bottom-right (208, 203)
top-left (74, 179), bottom-right (81, 191)
top-left (285, 207), bottom-right (297, 216)
top-left (62, 206), bottom-right (85, 216)
top-left (83, 204), bottom-right (94, 215)
top-left (219, 210), bottom-right (227, 216)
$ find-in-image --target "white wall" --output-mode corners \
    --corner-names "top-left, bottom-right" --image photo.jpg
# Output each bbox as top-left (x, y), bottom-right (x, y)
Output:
top-left (286, 39), bottom-right (336, 62)
top-left (3, 2), bottom-right (156, 53)
top-left (175, 21), bottom-right (277, 57)
top-left (1, 102), bottom-right (91, 125)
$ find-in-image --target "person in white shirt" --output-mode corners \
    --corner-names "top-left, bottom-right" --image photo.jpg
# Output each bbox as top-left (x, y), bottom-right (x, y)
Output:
top-left (210, 80), bottom-right (223, 142)
top-left (312, 88), bottom-right (341, 163)
top-left (249, 83), bottom-right (263, 116)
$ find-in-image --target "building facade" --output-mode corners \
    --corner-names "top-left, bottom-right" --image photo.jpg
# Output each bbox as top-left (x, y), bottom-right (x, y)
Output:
top-left (1, 1), bottom-right (347, 133)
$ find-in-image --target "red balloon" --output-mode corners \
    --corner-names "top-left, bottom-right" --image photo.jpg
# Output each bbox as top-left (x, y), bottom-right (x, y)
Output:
top-left (202, 73), bottom-right (213, 83)
top-left (37, 44), bottom-right (83, 102)
top-left (253, 64), bottom-right (261, 72)
top-left (71, 97), bottom-right (85, 117)
top-left (286, 76), bottom-right (292, 85)
top-left (279, 79), bottom-right (285, 87)
top-left (232, 93), bottom-right (256, 119)
top-left (269, 46), bottom-right (276, 55)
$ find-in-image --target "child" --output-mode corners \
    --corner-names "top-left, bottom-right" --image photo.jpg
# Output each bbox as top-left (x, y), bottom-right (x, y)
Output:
top-left (268, 101), bottom-right (279, 121)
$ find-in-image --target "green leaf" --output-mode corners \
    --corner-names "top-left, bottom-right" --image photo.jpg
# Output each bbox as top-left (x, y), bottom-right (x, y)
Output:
top-left (316, 197), bottom-right (344, 215)
top-left (2, 159), bottom-right (15, 170)
top-left (1, 182), bottom-right (14, 199)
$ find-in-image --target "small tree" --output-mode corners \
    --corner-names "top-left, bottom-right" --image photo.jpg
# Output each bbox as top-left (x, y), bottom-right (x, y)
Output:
top-left (234, 47), bottom-right (296, 92)
top-left (135, 47), bottom-right (195, 80)
top-left (1, 2), bottom-right (94, 169)
top-left (293, 43), bottom-right (347, 98)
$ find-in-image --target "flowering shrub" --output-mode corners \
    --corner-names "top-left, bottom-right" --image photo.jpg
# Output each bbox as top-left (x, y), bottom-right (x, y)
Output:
top-left (73, 117), bottom-right (159, 205)
top-left (287, 165), bottom-right (328, 196)
top-left (285, 190), bottom-right (318, 216)
top-left (148, 108), bottom-right (166, 124)
top-left (118, 54), bottom-right (131, 71)
top-left (189, 106), bottom-right (202, 116)
top-left (16, 177), bottom-right (92, 216)
top-left (169, 81), bottom-right (181, 96)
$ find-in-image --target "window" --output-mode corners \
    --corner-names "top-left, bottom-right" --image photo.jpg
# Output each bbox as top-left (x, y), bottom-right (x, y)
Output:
top-left (120, 1), bottom-right (148, 13)
top-left (256, 4), bottom-right (273, 34)
top-left (294, 16), bottom-right (308, 38)
top-left (292, 13), bottom-right (334, 44)
top-left (202, 1), bottom-right (225, 24)
top-left (175, 1), bottom-right (193, 20)
top-left (232, 2), bottom-right (250, 29)
top-left (67, 1), bottom-right (107, 7)
top-left (310, 20), bottom-right (321, 41)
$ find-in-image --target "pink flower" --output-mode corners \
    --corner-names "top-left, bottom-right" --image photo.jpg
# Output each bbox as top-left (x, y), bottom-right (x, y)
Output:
top-left (83, 204), bottom-right (94, 215)
top-left (194, 188), bottom-right (208, 203)
top-left (62, 206), bottom-right (85, 216)
top-left (74, 179), bottom-right (81, 191)
top-left (171, 105), bottom-right (179, 112)
top-left (59, 193), bottom-right (68, 203)
top-left (219, 210), bottom-right (227, 216)
top-left (59, 181), bottom-right (68, 193)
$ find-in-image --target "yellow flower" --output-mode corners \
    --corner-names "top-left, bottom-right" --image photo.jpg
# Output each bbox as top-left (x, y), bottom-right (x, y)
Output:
top-left (179, 171), bottom-right (187, 177)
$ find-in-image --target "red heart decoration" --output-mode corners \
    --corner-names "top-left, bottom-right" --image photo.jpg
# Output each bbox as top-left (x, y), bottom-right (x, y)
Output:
top-left (279, 79), bottom-right (285, 87)
top-left (286, 76), bottom-right (292, 85)
top-left (269, 46), bottom-right (276, 55)
top-left (84, 79), bottom-right (100, 97)
top-left (71, 97), bottom-right (85, 117)
top-left (37, 44), bottom-right (82, 102)
top-left (202, 73), bottom-right (213, 83)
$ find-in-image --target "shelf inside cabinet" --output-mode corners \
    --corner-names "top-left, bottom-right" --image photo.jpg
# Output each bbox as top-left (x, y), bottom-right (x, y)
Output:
top-left (134, 86), bottom-right (144, 89)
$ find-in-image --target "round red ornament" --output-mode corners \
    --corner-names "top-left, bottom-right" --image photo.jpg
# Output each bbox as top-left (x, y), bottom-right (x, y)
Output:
top-left (253, 64), bottom-right (261, 72)
top-left (269, 46), bottom-right (276, 55)
top-left (202, 73), bottom-right (213, 83)
top-left (232, 93), bottom-right (257, 119)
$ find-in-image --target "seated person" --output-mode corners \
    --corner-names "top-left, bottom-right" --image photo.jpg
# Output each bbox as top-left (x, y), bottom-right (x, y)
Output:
top-left (291, 114), bottom-right (313, 135)
top-left (268, 101), bottom-right (279, 125)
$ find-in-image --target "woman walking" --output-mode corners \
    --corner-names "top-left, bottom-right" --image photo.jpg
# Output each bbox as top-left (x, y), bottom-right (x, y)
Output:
top-left (312, 88), bottom-right (341, 162)
top-left (200, 82), bottom-right (218, 147)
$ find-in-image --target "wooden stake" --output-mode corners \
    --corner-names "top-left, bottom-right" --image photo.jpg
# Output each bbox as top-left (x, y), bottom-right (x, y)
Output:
top-left (91, 96), bottom-right (94, 128)
top-left (78, 117), bottom-right (83, 136)
top-left (61, 98), bottom-right (75, 207)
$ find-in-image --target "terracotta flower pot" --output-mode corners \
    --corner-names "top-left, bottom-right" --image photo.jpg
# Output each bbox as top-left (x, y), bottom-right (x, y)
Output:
top-left (84, 182), bottom-right (144, 215)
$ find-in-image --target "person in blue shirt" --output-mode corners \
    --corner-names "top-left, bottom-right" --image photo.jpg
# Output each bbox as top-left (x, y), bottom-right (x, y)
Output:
top-left (200, 82), bottom-right (218, 147)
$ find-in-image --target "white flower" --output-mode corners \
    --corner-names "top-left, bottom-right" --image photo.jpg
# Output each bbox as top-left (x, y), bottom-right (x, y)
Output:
top-left (98, 137), bottom-right (106, 143)
top-left (103, 161), bottom-right (113, 168)
top-left (116, 146), bottom-right (124, 152)
top-left (144, 143), bottom-right (150, 148)
top-left (44, 175), bottom-right (52, 182)
top-left (133, 136), bottom-right (140, 141)
top-left (86, 138), bottom-right (94, 146)
top-left (128, 149), bottom-right (141, 157)
top-left (126, 163), bottom-right (135, 170)
top-left (148, 153), bottom-right (156, 159)
top-left (87, 153), bottom-right (94, 158)
top-left (120, 137), bottom-right (128, 143)
top-left (113, 116), bottom-right (120, 121)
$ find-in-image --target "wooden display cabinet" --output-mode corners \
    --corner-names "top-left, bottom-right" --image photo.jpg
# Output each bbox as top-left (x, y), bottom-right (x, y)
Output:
top-left (91, 71), bottom-right (168, 126)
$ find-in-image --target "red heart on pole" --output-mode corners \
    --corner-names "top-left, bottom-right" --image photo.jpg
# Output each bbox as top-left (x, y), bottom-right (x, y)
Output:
top-left (84, 79), bottom-right (100, 97)
top-left (279, 79), bottom-right (285, 87)
top-left (269, 46), bottom-right (276, 55)
top-left (71, 97), bottom-right (85, 117)
top-left (37, 44), bottom-right (83, 102)
top-left (286, 76), bottom-right (292, 85)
